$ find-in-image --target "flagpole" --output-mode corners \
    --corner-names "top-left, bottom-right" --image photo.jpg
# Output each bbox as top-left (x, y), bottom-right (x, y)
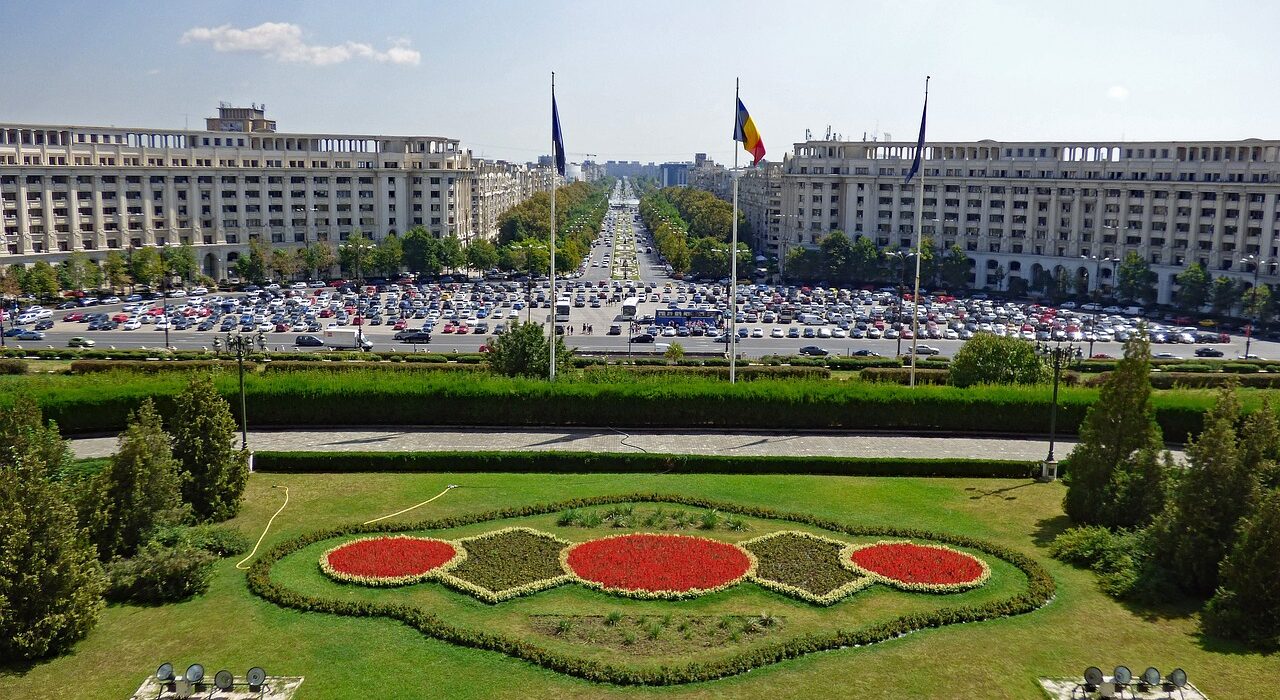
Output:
top-left (730, 78), bottom-right (739, 384)
top-left (909, 75), bottom-right (930, 389)
top-left (549, 71), bottom-right (557, 382)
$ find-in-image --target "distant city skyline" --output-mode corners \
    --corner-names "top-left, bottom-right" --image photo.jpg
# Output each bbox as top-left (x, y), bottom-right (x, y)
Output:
top-left (3, 0), bottom-right (1278, 163)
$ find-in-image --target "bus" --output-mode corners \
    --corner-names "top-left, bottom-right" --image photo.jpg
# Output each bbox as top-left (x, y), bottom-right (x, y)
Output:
top-left (621, 296), bottom-right (639, 321)
top-left (555, 299), bottom-right (572, 323)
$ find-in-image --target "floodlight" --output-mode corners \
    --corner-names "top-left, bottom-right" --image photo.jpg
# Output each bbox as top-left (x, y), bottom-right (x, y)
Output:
top-left (214, 670), bottom-right (234, 691)
top-left (156, 663), bottom-right (174, 682)
top-left (247, 666), bottom-right (267, 690)
top-left (1114, 666), bottom-right (1132, 685)
top-left (185, 663), bottom-right (204, 684)
top-left (1140, 667), bottom-right (1161, 690)
top-left (1083, 666), bottom-right (1103, 691)
top-left (1169, 668), bottom-right (1187, 688)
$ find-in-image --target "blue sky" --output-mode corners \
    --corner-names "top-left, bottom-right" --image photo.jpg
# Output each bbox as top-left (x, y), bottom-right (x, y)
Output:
top-left (2, 0), bottom-right (1277, 164)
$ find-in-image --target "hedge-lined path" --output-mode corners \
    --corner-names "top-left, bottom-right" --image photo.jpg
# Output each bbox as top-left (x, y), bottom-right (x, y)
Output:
top-left (65, 427), bottom-right (1131, 462)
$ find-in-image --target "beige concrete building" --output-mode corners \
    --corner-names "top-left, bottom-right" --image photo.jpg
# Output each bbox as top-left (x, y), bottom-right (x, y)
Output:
top-left (772, 138), bottom-right (1280, 303)
top-left (0, 105), bottom-right (553, 280)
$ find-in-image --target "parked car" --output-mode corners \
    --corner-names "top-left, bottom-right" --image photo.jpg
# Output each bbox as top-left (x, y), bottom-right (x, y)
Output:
top-left (912, 345), bottom-right (942, 356)
top-left (294, 334), bottom-right (325, 347)
top-left (851, 349), bottom-right (881, 357)
top-left (1194, 347), bottom-right (1225, 358)
top-left (16, 330), bottom-right (44, 341)
top-left (394, 330), bottom-right (433, 343)
top-left (629, 333), bottom-right (655, 343)
top-left (798, 345), bottom-right (828, 356)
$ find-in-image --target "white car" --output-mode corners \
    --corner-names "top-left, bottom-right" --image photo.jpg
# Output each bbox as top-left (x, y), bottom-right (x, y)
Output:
top-left (818, 327), bottom-right (833, 338)
top-left (750, 327), bottom-right (764, 338)
top-left (770, 327), bottom-right (784, 338)
top-left (833, 328), bottom-right (848, 338)
top-left (122, 319), bottom-right (141, 330)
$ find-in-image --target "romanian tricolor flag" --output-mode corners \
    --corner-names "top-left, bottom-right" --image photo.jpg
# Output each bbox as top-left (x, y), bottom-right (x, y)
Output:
top-left (733, 98), bottom-right (766, 165)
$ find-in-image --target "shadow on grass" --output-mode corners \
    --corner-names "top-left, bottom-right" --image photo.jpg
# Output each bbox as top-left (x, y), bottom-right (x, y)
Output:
top-left (1195, 629), bottom-right (1279, 657)
top-left (963, 480), bottom-right (1037, 502)
top-left (1031, 514), bottom-right (1072, 548)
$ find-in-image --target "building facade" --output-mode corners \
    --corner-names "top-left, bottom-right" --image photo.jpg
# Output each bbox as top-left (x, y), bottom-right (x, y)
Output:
top-left (0, 105), bottom-right (552, 280)
top-left (768, 138), bottom-right (1280, 303)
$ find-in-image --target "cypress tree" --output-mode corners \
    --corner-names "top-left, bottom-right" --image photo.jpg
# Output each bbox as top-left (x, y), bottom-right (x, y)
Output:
top-left (1203, 488), bottom-right (1280, 649)
top-left (83, 399), bottom-right (186, 560)
top-left (0, 395), bottom-right (71, 480)
top-left (1062, 333), bottom-right (1169, 527)
top-left (170, 373), bottom-right (249, 522)
top-left (1240, 398), bottom-right (1280, 490)
top-left (1159, 386), bottom-right (1260, 596)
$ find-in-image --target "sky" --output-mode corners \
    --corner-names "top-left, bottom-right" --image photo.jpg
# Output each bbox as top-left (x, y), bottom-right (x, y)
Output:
top-left (3, 0), bottom-right (1278, 165)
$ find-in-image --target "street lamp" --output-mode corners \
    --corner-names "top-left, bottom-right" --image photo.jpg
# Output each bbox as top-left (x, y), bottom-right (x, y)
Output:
top-left (1035, 340), bottom-right (1081, 481)
top-left (1240, 255), bottom-right (1269, 359)
top-left (223, 331), bottom-right (254, 451)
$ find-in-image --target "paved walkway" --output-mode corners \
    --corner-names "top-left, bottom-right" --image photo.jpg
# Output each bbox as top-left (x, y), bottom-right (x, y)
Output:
top-left (70, 427), bottom-right (1104, 461)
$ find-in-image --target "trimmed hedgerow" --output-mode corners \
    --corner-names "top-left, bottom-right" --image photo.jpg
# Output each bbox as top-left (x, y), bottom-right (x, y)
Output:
top-left (0, 358), bottom-right (27, 374)
top-left (581, 365), bottom-right (831, 380)
top-left (857, 367), bottom-right (951, 385)
top-left (70, 359), bottom-right (248, 374)
top-left (245, 493), bottom-right (1055, 685)
top-left (252, 451), bottom-right (1040, 479)
top-left (262, 361), bottom-right (484, 374)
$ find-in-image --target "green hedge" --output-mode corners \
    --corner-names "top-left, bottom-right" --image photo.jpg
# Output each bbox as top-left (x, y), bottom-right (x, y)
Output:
top-left (0, 358), bottom-right (27, 374)
top-left (69, 359), bottom-right (250, 374)
top-left (253, 451), bottom-right (1037, 478)
top-left (1145, 372), bottom-right (1280, 389)
top-left (246, 493), bottom-right (1055, 685)
top-left (0, 371), bottom-right (1214, 441)
top-left (261, 361), bottom-right (484, 374)
top-left (859, 367), bottom-right (951, 385)
top-left (580, 365), bottom-right (831, 380)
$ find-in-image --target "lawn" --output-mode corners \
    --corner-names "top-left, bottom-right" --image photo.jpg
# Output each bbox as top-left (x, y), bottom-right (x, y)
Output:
top-left (1, 471), bottom-right (1270, 700)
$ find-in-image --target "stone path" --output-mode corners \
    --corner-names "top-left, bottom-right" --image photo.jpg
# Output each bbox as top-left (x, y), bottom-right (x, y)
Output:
top-left (70, 427), bottom-right (1104, 461)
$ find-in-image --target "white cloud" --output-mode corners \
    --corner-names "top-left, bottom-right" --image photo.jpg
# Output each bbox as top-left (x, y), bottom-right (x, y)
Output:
top-left (180, 22), bottom-right (421, 67)
top-left (1107, 85), bottom-right (1130, 101)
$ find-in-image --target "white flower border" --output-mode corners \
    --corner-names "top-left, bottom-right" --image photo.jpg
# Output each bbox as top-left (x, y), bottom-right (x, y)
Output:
top-left (559, 532), bottom-right (759, 601)
top-left (739, 530), bottom-right (875, 606)
top-left (840, 540), bottom-right (991, 593)
top-left (437, 527), bottom-right (575, 604)
top-left (320, 534), bottom-right (467, 587)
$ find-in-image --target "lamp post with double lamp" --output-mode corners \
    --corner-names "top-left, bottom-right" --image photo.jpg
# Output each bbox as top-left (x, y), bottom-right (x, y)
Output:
top-left (884, 249), bottom-right (916, 357)
top-left (1035, 340), bottom-right (1081, 481)
top-left (223, 331), bottom-right (254, 451)
top-left (1080, 254), bottom-right (1116, 358)
top-left (1240, 255), bottom-right (1269, 359)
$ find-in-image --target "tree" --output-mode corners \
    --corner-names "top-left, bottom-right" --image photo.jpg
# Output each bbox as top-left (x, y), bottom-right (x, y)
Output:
top-left (161, 244), bottom-right (198, 283)
top-left (664, 342), bottom-right (685, 363)
top-left (939, 245), bottom-right (971, 292)
top-left (103, 250), bottom-right (130, 291)
top-left (402, 227), bottom-right (442, 276)
top-left (170, 374), bottom-right (249, 523)
top-left (1239, 398), bottom-right (1280, 490)
top-left (268, 248), bottom-right (301, 282)
top-left (1117, 251), bottom-right (1156, 303)
top-left (57, 252), bottom-right (94, 292)
top-left (990, 264), bottom-right (1007, 292)
top-left (1062, 333), bottom-right (1170, 528)
top-left (1203, 488), bottom-right (1280, 649)
top-left (1241, 283), bottom-right (1273, 324)
top-left (0, 459), bottom-right (105, 661)
top-left (466, 239), bottom-right (499, 273)
top-left (440, 235), bottom-right (465, 272)
top-left (0, 396), bottom-right (72, 482)
top-left (0, 266), bottom-right (22, 298)
top-left (128, 247), bottom-right (165, 288)
top-left (82, 400), bottom-right (185, 561)
top-left (298, 243), bottom-right (336, 280)
top-left (1156, 386), bottom-right (1261, 596)
top-left (1210, 275), bottom-right (1239, 315)
top-left (1174, 263), bottom-right (1210, 314)
top-left (371, 236), bottom-right (403, 278)
top-left (484, 319), bottom-right (571, 378)
top-left (20, 261), bottom-right (59, 299)
top-left (849, 236), bottom-right (880, 284)
top-left (948, 334), bottom-right (1047, 387)
top-left (819, 230), bottom-right (855, 284)
top-left (338, 230), bottom-right (374, 283)
top-left (234, 238), bottom-right (270, 284)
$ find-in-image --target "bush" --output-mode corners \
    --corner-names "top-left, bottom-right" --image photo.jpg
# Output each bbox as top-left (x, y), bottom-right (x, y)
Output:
top-left (859, 367), bottom-right (950, 385)
top-left (0, 358), bottom-right (27, 374)
top-left (71, 359), bottom-right (247, 374)
top-left (262, 361), bottom-right (483, 374)
top-left (1203, 489), bottom-right (1280, 650)
top-left (150, 524), bottom-right (250, 557)
top-left (1222, 362), bottom-right (1263, 373)
top-left (104, 540), bottom-right (216, 604)
top-left (581, 365), bottom-right (830, 381)
top-left (1147, 372), bottom-right (1280, 389)
top-left (948, 334), bottom-right (1047, 387)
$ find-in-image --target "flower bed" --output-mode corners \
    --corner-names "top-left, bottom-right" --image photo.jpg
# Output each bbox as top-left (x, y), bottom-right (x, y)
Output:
top-left (843, 541), bottom-right (990, 592)
top-left (562, 533), bottom-right (757, 599)
top-left (741, 531), bottom-right (872, 605)
top-left (320, 535), bottom-right (464, 587)
top-left (438, 527), bottom-right (573, 603)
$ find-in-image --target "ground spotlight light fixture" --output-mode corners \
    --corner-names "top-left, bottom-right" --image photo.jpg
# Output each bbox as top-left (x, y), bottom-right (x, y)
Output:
top-left (1139, 667), bottom-right (1161, 692)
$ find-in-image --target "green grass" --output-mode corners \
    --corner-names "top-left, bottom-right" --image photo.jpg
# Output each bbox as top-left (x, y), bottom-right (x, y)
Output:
top-left (1, 472), bottom-right (1271, 699)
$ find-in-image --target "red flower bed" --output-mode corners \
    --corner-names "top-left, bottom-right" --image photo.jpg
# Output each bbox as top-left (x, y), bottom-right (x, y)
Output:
top-left (845, 541), bottom-right (988, 591)
top-left (563, 534), bottom-right (755, 599)
top-left (322, 536), bottom-right (462, 586)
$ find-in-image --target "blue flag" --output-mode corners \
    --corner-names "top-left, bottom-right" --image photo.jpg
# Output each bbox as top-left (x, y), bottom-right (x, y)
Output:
top-left (904, 84), bottom-right (928, 184)
top-left (552, 92), bottom-right (566, 177)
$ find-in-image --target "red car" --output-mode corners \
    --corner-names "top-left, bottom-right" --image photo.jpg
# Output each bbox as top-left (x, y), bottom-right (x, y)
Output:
top-left (112, 313), bottom-right (130, 323)
top-left (442, 323), bottom-right (456, 334)
top-left (63, 312), bottom-right (84, 322)
top-left (393, 320), bottom-right (407, 330)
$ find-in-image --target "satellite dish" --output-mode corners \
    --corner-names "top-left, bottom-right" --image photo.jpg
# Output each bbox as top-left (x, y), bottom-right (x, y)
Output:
top-left (185, 664), bottom-right (204, 683)
top-left (1169, 668), bottom-right (1188, 688)
top-left (156, 663), bottom-right (174, 681)
top-left (1114, 666), bottom-right (1132, 685)
top-left (214, 670), bottom-right (234, 690)
top-left (1142, 668), bottom-right (1161, 686)
top-left (247, 667), bottom-right (266, 688)
top-left (1084, 667), bottom-right (1104, 686)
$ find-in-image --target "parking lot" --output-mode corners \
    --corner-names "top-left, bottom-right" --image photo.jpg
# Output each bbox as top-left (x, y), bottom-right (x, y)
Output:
top-left (3, 177), bottom-right (1275, 360)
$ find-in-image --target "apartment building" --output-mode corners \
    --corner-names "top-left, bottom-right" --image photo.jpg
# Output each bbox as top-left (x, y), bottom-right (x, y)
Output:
top-left (0, 105), bottom-right (553, 280)
top-left (773, 138), bottom-right (1280, 303)
top-left (687, 159), bottom-right (782, 255)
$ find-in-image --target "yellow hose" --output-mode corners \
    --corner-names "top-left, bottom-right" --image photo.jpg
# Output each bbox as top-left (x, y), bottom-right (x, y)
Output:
top-left (363, 485), bottom-right (457, 525)
top-left (235, 486), bottom-right (290, 570)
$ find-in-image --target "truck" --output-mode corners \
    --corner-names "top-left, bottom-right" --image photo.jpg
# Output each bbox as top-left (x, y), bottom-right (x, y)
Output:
top-left (323, 327), bottom-right (373, 350)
